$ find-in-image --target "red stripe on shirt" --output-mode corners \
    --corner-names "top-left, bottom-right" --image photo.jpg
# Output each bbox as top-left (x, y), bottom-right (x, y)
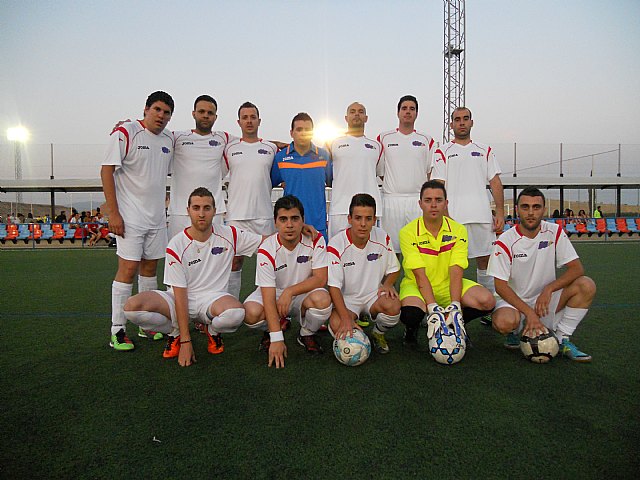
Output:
top-left (230, 225), bottom-right (238, 254)
top-left (555, 224), bottom-right (562, 244)
top-left (495, 240), bottom-right (512, 262)
top-left (439, 242), bottom-right (456, 253)
top-left (258, 248), bottom-right (276, 268)
top-left (327, 245), bottom-right (340, 258)
top-left (113, 126), bottom-right (130, 157)
top-left (166, 248), bottom-right (181, 264)
top-left (312, 232), bottom-right (323, 247)
top-left (417, 245), bottom-right (439, 256)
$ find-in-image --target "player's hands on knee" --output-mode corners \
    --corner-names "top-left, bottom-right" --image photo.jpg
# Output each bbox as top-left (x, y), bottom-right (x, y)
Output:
top-left (523, 313), bottom-right (547, 337)
top-left (534, 286), bottom-right (553, 317)
top-left (268, 341), bottom-right (287, 369)
top-left (377, 285), bottom-right (398, 300)
top-left (178, 343), bottom-right (196, 367)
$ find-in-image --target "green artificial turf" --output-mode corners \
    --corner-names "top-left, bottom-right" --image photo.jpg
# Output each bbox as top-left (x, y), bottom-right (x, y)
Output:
top-left (1, 243), bottom-right (638, 479)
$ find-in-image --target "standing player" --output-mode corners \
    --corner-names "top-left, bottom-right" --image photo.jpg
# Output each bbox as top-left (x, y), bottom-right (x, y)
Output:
top-left (487, 187), bottom-right (596, 361)
top-left (101, 91), bottom-right (175, 351)
top-left (431, 107), bottom-right (504, 303)
top-left (123, 187), bottom-right (263, 366)
top-left (243, 195), bottom-right (332, 368)
top-left (271, 113), bottom-right (332, 239)
top-left (169, 95), bottom-right (233, 238)
top-left (223, 102), bottom-right (278, 299)
top-left (377, 95), bottom-right (434, 251)
top-left (327, 194), bottom-right (401, 354)
top-left (328, 102), bottom-right (383, 239)
top-left (398, 181), bottom-right (495, 345)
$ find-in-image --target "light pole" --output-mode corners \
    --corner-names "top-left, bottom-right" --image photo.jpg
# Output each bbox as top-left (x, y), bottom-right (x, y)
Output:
top-left (7, 126), bottom-right (29, 214)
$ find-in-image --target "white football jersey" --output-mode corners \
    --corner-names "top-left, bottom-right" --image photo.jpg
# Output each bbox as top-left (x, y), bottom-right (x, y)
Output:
top-left (328, 135), bottom-right (383, 215)
top-left (223, 139), bottom-right (277, 221)
top-left (376, 129), bottom-right (434, 195)
top-left (431, 141), bottom-right (502, 224)
top-left (170, 130), bottom-right (237, 215)
top-left (255, 232), bottom-right (328, 289)
top-left (165, 225), bottom-right (261, 305)
top-left (487, 221), bottom-right (579, 306)
top-left (327, 226), bottom-right (399, 299)
top-left (102, 120), bottom-right (173, 229)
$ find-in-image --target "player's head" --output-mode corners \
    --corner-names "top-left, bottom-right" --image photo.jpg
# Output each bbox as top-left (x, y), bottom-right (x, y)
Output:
top-left (450, 107), bottom-right (473, 140)
top-left (290, 112), bottom-right (314, 148)
top-left (187, 187), bottom-right (216, 232)
top-left (274, 195), bottom-right (305, 243)
top-left (397, 95), bottom-right (418, 127)
top-left (348, 193), bottom-right (377, 242)
top-left (143, 91), bottom-right (174, 134)
top-left (192, 95), bottom-right (218, 133)
top-left (237, 102), bottom-right (261, 138)
top-left (419, 180), bottom-right (448, 221)
top-left (345, 102), bottom-right (368, 130)
top-left (516, 187), bottom-right (545, 232)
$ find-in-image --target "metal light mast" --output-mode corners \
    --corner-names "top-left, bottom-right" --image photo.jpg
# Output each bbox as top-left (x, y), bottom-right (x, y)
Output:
top-left (443, 0), bottom-right (466, 143)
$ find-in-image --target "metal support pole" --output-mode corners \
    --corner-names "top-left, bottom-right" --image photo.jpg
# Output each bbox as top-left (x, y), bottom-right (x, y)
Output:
top-left (50, 143), bottom-right (55, 221)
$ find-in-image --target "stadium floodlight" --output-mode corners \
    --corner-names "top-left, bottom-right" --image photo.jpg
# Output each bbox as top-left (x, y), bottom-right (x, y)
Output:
top-left (7, 126), bottom-right (30, 143)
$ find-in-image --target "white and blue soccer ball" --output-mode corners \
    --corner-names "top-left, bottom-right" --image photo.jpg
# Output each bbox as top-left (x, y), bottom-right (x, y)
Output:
top-left (427, 314), bottom-right (467, 365)
top-left (333, 329), bottom-right (371, 366)
top-left (520, 331), bottom-right (559, 363)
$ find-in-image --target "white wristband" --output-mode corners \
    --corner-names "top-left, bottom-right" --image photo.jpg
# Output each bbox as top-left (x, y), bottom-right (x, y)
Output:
top-left (269, 331), bottom-right (284, 342)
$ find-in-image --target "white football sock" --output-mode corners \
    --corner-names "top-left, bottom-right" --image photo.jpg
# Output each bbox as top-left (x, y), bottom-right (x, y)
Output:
top-left (208, 308), bottom-right (245, 335)
top-left (374, 312), bottom-right (400, 333)
top-left (111, 281), bottom-right (133, 335)
top-left (476, 269), bottom-right (496, 296)
top-left (124, 310), bottom-right (172, 334)
top-left (227, 270), bottom-right (242, 299)
top-left (137, 275), bottom-right (157, 293)
top-left (244, 319), bottom-right (267, 330)
top-left (300, 305), bottom-right (332, 336)
top-left (555, 306), bottom-right (588, 340)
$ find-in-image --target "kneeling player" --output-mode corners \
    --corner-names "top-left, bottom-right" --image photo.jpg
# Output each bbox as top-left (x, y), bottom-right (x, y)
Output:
top-left (399, 181), bottom-right (495, 345)
top-left (327, 193), bottom-right (401, 354)
top-left (487, 187), bottom-right (596, 362)
top-left (123, 187), bottom-right (262, 367)
top-left (244, 195), bottom-right (332, 368)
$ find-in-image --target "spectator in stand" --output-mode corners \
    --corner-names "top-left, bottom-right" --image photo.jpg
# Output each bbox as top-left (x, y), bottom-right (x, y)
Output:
top-left (68, 212), bottom-right (80, 228)
top-left (552, 209), bottom-right (561, 219)
top-left (16, 213), bottom-right (25, 223)
top-left (577, 209), bottom-right (589, 225)
top-left (564, 208), bottom-right (575, 224)
top-left (593, 206), bottom-right (604, 218)
top-left (54, 210), bottom-right (67, 223)
top-left (87, 217), bottom-right (102, 246)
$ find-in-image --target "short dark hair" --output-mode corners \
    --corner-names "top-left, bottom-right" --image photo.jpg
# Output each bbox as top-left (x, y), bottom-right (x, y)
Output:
top-left (348, 193), bottom-right (376, 216)
top-left (238, 101), bottom-right (259, 119)
top-left (516, 186), bottom-right (545, 206)
top-left (451, 106), bottom-right (472, 121)
top-left (291, 112), bottom-right (314, 130)
top-left (194, 95), bottom-right (217, 111)
top-left (397, 95), bottom-right (418, 113)
top-left (274, 195), bottom-right (304, 220)
top-left (420, 180), bottom-right (447, 199)
top-left (146, 91), bottom-right (174, 114)
top-left (188, 187), bottom-right (215, 207)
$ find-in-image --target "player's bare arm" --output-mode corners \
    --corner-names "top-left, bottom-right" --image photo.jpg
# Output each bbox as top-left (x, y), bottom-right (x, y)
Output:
top-left (378, 271), bottom-right (400, 299)
top-left (329, 286), bottom-right (358, 339)
top-left (172, 286), bottom-right (196, 367)
top-left (489, 174), bottom-right (505, 232)
top-left (448, 265), bottom-right (464, 304)
top-left (412, 268), bottom-right (437, 307)
top-left (494, 278), bottom-right (546, 337)
top-left (100, 165), bottom-right (124, 237)
top-left (262, 287), bottom-right (287, 368)
top-left (535, 259), bottom-right (585, 317)
top-left (276, 267), bottom-right (328, 319)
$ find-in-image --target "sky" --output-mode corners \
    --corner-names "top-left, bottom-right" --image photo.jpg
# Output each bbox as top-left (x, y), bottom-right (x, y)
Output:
top-left (1, 0), bottom-right (639, 207)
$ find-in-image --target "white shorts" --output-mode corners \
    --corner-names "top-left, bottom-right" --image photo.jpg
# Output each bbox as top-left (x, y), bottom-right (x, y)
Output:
top-left (168, 214), bottom-right (224, 240)
top-left (157, 289), bottom-right (233, 324)
top-left (116, 224), bottom-right (167, 261)
top-left (244, 287), bottom-right (327, 322)
top-left (342, 290), bottom-right (380, 317)
top-left (495, 290), bottom-right (563, 333)
top-left (464, 223), bottom-right (495, 258)
top-left (381, 194), bottom-right (421, 251)
top-left (227, 218), bottom-right (275, 236)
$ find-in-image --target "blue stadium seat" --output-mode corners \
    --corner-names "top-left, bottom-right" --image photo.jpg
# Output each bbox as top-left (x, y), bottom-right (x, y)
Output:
top-left (606, 218), bottom-right (620, 235)
top-left (64, 226), bottom-right (76, 239)
top-left (586, 222), bottom-right (598, 234)
top-left (626, 218), bottom-right (639, 234)
top-left (565, 223), bottom-right (578, 236)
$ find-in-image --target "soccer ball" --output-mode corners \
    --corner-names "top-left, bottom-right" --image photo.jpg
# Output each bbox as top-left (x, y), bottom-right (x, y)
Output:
top-left (428, 328), bottom-right (466, 365)
top-left (519, 331), bottom-right (559, 363)
top-left (333, 329), bottom-right (371, 366)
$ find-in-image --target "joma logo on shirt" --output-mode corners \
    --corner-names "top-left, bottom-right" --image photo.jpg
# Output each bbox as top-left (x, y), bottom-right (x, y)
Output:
top-left (337, 144), bottom-right (349, 149)
top-left (513, 253), bottom-right (528, 258)
top-left (343, 261), bottom-right (356, 267)
top-left (231, 151), bottom-right (243, 156)
top-left (137, 145), bottom-right (150, 150)
top-left (188, 258), bottom-right (201, 266)
top-left (181, 141), bottom-right (194, 146)
top-left (275, 264), bottom-right (287, 271)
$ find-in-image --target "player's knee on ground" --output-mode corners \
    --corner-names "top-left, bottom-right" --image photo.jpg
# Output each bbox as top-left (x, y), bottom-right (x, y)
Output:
top-left (243, 301), bottom-right (264, 326)
top-left (400, 306), bottom-right (425, 329)
top-left (491, 308), bottom-right (519, 334)
top-left (210, 308), bottom-right (246, 333)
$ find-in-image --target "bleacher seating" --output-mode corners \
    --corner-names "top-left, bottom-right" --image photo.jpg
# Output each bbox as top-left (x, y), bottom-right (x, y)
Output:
top-left (616, 218), bottom-right (630, 235)
top-left (626, 218), bottom-right (639, 234)
top-left (606, 218), bottom-right (620, 236)
top-left (595, 218), bottom-right (607, 234)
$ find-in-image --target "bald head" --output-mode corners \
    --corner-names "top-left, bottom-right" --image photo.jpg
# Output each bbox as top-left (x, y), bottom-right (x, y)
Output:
top-left (345, 102), bottom-right (368, 135)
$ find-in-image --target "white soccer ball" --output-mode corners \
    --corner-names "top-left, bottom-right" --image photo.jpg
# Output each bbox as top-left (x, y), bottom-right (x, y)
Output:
top-left (333, 329), bottom-right (371, 367)
top-left (519, 331), bottom-right (559, 363)
top-left (428, 327), bottom-right (467, 365)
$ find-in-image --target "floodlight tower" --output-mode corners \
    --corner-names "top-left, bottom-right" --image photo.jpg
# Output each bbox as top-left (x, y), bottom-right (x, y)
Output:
top-left (443, 0), bottom-right (466, 143)
top-left (7, 126), bottom-right (29, 209)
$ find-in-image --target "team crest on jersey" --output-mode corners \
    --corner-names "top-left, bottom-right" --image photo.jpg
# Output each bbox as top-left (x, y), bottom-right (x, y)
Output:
top-left (258, 149), bottom-right (270, 155)
top-left (209, 140), bottom-right (220, 146)
top-left (211, 246), bottom-right (226, 255)
top-left (367, 253), bottom-right (381, 261)
top-left (538, 240), bottom-right (553, 249)
top-left (364, 143), bottom-right (375, 149)
top-left (412, 141), bottom-right (424, 147)
top-left (162, 147), bottom-right (170, 153)
top-left (297, 255), bottom-right (310, 263)
top-left (442, 235), bottom-right (454, 242)
top-left (471, 151), bottom-right (483, 157)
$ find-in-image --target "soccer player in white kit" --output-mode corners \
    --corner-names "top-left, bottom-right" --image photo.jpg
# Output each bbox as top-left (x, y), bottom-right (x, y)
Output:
top-left (328, 102), bottom-right (383, 239)
top-left (243, 195), bottom-right (332, 368)
top-left (169, 95), bottom-right (233, 239)
top-left (327, 194), bottom-right (401, 354)
top-left (123, 187), bottom-right (263, 366)
top-left (101, 91), bottom-right (175, 351)
top-left (431, 107), bottom-right (505, 303)
top-left (223, 102), bottom-right (278, 299)
top-left (377, 95), bottom-right (434, 252)
top-left (487, 187), bottom-right (596, 362)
